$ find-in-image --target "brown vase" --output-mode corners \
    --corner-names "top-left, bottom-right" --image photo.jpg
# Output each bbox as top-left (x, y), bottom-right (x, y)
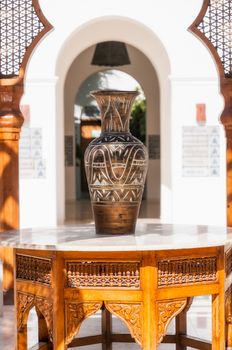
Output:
top-left (84, 90), bottom-right (148, 234)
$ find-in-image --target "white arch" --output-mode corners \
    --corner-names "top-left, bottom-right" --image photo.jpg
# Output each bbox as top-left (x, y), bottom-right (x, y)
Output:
top-left (55, 16), bottom-right (172, 223)
top-left (56, 16), bottom-right (170, 84)
top-left (64, 45), bottom-right (161, 203)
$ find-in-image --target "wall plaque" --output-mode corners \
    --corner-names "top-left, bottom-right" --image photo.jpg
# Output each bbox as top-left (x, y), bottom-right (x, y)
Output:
top-left (182, 126), bottom-right (220, 177)
top-left (19, 127), bottom-right (46, 179)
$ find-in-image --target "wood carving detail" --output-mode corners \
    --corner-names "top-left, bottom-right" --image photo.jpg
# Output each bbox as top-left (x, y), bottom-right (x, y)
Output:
top-left (16, 254), bottom-right (52, 285)
top-left (226, 286), bottom-right (232, 346)
top-left (65, 301), bottom-right (103, 345)
top-left (0, 0), bottom-right (52, 80)
top-left (158, 256), bottom-right (217, 287)
top-left (17, 291), bottom-right (34, 331)
top-left (36, 297), bottom-right (53, 342)
top-left (157, 299), bottom-right (187, 344)
top-left (105, 302), bottom-right (142, 346)
top-left (226, 247), bottom-right (232, 277)
top-left (195, 0), bottom-right (232, 78)
top-left (17, 291), bottom-right (53, 341)
top-left (66, 261), bottom-right (140, 288)
top-left (226, 287), bottom-right (232, 324)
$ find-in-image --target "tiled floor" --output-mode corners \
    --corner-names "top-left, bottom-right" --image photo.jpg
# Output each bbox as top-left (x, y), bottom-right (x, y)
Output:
top-left (0, 296), bottom-right (212, 349)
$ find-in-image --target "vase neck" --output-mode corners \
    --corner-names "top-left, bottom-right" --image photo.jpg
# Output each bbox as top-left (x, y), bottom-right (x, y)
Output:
top-left (91, 91), bottom-right (138, 133)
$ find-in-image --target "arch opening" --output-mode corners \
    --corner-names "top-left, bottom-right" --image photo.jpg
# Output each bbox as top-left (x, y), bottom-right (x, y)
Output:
top-left (55, 16), bottom-right (171, 224)
top-left (64, 42), bottom-right (163, 224)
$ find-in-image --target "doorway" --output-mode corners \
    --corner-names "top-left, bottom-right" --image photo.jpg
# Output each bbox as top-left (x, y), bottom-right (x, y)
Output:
top-left (64, 59), bottom-right (161, 224)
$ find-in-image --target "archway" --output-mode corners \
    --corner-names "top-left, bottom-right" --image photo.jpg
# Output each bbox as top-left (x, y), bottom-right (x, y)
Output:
top-left (56, 16), bottom-right (171, 224)
top-left (65, 67), bottom-right (160, 222)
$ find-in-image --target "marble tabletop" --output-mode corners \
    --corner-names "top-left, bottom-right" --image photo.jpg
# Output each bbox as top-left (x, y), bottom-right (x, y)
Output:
top-left (0, 221), bottom-right (232, 251)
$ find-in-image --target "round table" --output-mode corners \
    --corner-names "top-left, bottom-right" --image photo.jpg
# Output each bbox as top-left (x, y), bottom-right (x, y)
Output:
top-left (1, 222), bottom-right (232, 350)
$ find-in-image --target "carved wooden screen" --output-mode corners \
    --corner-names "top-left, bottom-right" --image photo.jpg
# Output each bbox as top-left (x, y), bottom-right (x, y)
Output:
top-left (194, 0), bottom-right (232, 79)
top-left (0, 0), bottom-right (52, 84)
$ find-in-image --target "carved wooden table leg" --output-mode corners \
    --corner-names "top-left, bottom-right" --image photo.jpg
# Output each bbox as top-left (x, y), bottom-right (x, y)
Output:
top-left (36, 308), bottom-right (53, 348)
top-left (176, 309), bottom-right (187, 350)
top-left (157, 298), bottom-right (188, 346)
top-left (52, 252), bottom-right (66, 350)
top-left (212, 293), bottom-right (225, 349)
top-left (175, 298), bottom-right (193, 350)
top-left (65, 301), bottom-right (103, 346)
top-left (16, 291), bottom-right (34, 349)
top-left (16, 292), bottom-right (54, 349)
top-left (226, 287), bottom-right (232, 348)
top-left (212, 249), bottom-right (226, 350)
top-left (105, 302), bottom-right (143, 347)
top-left (102, 306), bottom-right (112, 350)
top-left (142, 252), bottom-right (157, 349)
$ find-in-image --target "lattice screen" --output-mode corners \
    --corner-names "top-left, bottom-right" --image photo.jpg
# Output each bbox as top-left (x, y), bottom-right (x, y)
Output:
top-left (0, 0), bottom-right (45, 78)
top-left (197, 0), bottom-right (232, 78)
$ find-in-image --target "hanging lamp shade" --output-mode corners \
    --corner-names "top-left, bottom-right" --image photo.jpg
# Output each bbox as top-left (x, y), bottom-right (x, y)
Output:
top-left (91, 41), bottom-right (130, 67)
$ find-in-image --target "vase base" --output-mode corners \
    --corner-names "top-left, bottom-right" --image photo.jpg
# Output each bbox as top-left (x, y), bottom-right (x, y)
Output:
top-left (92, 203), bottom-right (140, 235)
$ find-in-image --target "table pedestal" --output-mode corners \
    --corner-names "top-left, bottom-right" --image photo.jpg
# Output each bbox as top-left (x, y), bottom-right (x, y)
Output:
top-left (15, 246), bottom-right (231, 349)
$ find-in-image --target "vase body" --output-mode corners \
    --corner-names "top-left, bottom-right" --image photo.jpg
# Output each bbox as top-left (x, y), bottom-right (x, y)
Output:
top-left (84, 90), bottom-right (148, 234)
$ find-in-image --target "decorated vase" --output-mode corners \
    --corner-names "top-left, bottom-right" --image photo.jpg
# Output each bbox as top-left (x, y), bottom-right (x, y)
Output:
top-left (84, 90), bottom-right (148, 234)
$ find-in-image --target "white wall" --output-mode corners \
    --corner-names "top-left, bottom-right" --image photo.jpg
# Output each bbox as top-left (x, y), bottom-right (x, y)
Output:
top-left (20, 78), bottom-right (58, 228)
top-left (170, 78), bottom-right (226, 225)
top-left (19, 0), bottom-right (225, 227)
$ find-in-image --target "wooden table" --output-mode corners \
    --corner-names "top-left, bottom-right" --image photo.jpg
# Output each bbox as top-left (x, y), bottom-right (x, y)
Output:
top-left (1, 222), bottom-right (232, 350)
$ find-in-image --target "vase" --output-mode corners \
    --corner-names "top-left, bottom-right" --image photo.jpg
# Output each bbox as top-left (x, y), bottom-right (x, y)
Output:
top-left (84, 90), bottom-right (148, 234)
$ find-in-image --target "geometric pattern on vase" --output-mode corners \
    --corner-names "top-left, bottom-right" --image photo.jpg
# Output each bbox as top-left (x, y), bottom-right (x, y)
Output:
top-left (85, 135), bottom-right (147, 204)
top-left (197, 0), bottom-right (232, 78)
top-left (84, 90), bottom-right (148, 234)
top-left (0, 0), bottom-right (44, 77)
top-left (85, 90), bottom-right (148, 205)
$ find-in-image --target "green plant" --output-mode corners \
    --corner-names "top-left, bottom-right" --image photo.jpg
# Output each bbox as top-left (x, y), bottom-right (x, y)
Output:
top-left (130, 98), bottom-right (146, 143)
